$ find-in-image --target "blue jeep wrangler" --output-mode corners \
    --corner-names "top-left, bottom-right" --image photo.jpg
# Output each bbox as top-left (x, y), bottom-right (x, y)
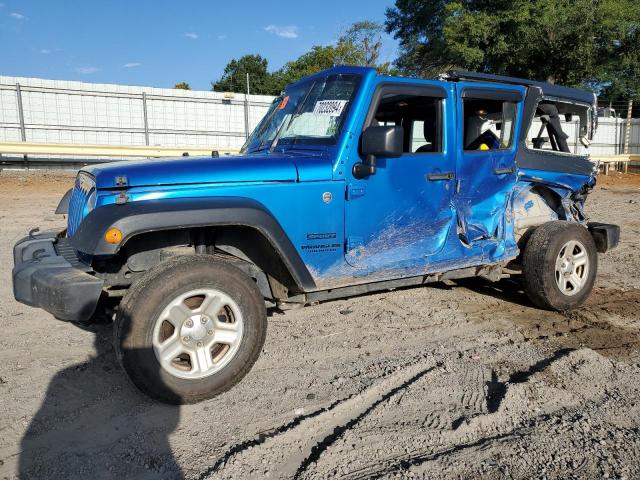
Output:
top-left (13, 67), bottom-right (619, 403)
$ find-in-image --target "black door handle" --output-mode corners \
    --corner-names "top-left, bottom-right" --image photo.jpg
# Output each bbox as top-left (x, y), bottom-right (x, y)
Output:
top-left (494, 166), bottom-right (516, 175)
top-left (426, 172), bottom-right (455, 181)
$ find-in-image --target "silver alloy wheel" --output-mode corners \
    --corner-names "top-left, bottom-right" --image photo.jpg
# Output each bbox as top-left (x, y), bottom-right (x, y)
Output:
top-left (152, 288), bottom-right (244, 379)
top-left (554, 239), bottom-right (589, 296)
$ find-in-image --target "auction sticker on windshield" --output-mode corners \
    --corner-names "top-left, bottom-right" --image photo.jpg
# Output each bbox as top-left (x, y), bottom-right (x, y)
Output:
top-left (313, 100), bottom-right (348, 116)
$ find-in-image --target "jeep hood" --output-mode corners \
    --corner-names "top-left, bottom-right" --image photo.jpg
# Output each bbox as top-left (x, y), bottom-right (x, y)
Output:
top-left (84, 153), bottom-right (302, 189)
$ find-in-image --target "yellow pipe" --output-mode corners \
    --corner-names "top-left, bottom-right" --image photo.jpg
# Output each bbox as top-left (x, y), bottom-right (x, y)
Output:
top-left (0, 142), bottom-right (635, 164)
top-left (591, 154), bottom-right (640, 161)
top-left (0, 141), bottom-right (240, 157)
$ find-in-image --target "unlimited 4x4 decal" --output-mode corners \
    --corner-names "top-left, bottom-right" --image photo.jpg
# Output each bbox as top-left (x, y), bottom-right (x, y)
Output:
top-left (301, 243), bottom-right (342, 254)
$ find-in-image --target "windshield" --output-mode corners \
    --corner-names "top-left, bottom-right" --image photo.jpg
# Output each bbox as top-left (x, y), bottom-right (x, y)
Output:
top-left (241, 73), bottom-right (361, 153)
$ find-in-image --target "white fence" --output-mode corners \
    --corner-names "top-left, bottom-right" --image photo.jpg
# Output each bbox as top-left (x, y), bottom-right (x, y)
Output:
top-left (528, 116), bottom-right (640, 156)
top-left (0, 75), bottom-right (274, 164)
top-left (0, 74), bottom-right (638, 166)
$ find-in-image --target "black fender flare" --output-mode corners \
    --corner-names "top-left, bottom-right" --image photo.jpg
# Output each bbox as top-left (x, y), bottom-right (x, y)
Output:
top-left (70, 196), bottom-right (316, 291)
top-left (55, 188), bottom-right (73, 214)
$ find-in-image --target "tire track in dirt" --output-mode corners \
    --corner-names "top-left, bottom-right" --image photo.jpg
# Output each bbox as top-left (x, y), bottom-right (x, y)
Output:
top-left (194, 401), bottom-right (343, 480)
top-left (461, 283), bottom-right (640, 362)
top-left (343, 430), bottom-right (521, 479)
top-left (346, 414), bottom-right (640, 480)
top-left (201, 357), bottom-right (440, 479)
top-left (451, 363), bottom-right (489, 429)
top-left (485, 348), bottom-right (574, 413)
top-left (336, 348), bottom-right (578, 479)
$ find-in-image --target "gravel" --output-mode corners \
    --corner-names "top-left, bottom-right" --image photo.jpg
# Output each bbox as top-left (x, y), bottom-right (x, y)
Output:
top-left (1, 170), bottom-right (639, 479)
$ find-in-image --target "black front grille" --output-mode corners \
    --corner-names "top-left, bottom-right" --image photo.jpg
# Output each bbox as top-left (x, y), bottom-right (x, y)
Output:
top-left (67, 173), bottom-right (95, 236)
top-left (54, 237), bottom-right (91, 271)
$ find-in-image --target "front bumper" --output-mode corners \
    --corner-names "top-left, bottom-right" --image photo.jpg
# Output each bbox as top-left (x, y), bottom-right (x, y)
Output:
top-left (12, 230), bottom-right (104, 322)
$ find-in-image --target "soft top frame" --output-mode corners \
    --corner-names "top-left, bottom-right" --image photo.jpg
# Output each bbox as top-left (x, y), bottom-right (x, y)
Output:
top-left (444, 70), bottom-right (596, 106)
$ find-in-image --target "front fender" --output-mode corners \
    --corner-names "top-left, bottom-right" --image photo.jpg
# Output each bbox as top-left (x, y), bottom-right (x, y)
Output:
top-left (70, 196), bottom-right (316, 291)
top-left (55, 188), bottom-right (73, 214)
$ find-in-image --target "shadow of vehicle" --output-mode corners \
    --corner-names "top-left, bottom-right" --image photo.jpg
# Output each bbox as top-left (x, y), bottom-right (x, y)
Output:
top-left (18, 318), bottom-right (183, 479)
top-left (454, 277), bottom-right (533, 307)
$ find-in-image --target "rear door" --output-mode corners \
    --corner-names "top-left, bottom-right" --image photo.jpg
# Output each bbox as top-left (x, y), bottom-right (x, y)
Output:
top-left (454, 83), bottom-right (526, 246)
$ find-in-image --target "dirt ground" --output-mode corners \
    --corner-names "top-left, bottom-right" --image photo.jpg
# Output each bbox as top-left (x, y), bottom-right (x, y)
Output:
top-left (1, 169), bottom-right (639, 480)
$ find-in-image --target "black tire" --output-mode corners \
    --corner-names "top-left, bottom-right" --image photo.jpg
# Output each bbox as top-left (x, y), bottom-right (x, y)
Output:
top-left (522, 221), bottom-right (597, 311)
top-left (114, 255), bottom-right (267, 404)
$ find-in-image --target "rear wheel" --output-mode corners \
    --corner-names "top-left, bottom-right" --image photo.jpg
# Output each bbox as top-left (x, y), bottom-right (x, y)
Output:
top-left (522, 221), bottom-right (597, 311)
top-left (114, 255), bottom-right (267, 404)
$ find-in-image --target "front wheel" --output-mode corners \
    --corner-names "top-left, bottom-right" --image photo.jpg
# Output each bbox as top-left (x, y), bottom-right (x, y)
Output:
top-left (114, 255), bottom-right (267, 404)
top-left (522, 221), bottom-right (597, 311)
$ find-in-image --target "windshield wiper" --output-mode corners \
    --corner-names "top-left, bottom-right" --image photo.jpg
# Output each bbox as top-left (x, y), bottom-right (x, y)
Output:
top-left (253, 143), bottom-right (273, 153)
top-left (269, 82), bottom-right (315, 153)
top-left (241, 96), bottom-right (283, 154)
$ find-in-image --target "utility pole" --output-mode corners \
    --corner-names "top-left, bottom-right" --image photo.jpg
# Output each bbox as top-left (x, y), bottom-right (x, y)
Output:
top-left (624, 98), bottom-right (633, 154)
top-left (244, 73), bottom-right (251, 139)
top-left (15, 83), bottom-right (28, 168)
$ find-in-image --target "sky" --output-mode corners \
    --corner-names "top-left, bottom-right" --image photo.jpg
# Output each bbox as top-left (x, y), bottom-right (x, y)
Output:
top-left (0, 0), bottom-right (398, 90)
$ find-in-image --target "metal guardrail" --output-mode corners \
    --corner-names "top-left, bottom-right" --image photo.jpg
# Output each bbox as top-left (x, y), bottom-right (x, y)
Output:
top-left (591, 155), bottom-right (639, 174)
top-left (0, 142), bottom-right (241, 169)
top-left (1, 143), bottom-right (636, 174)
top-left (0, 141), bottom-right (240, 158)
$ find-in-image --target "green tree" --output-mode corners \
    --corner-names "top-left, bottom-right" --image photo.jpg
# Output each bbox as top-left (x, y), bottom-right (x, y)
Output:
top-left (339, 21), bottom-right (385, 67)
top-left (271, 46), bottom-right (342, 91)
top-left (385, 0), bottom-right (640, 97)
top-left (211, 54), bottom-right (278, 95)
top-left (335, 21), bottom-right (395, 74)
top-left (174, 82), bottom-right (191, 90)
top-left (270, 20), bottom-right (395, 92)
top-left (212, 21), bottom-right (396, 96)
top-left (596, 19), bottom-right (640, 102)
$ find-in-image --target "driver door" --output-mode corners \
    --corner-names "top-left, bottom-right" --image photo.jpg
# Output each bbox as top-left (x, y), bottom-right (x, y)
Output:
top-left (344, 81), bottom-right (456, 276)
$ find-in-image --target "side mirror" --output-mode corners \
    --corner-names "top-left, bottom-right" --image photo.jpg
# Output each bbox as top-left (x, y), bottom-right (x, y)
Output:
top-left (354, 125), bottom-right (404, 179)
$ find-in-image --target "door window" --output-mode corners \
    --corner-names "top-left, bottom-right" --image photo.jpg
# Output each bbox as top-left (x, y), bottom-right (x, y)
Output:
top-left (526, 100), bottom-right (591, 154)
top-left (369, 90), bottom-right (443, 154)
top-left (462, 98), bottom-right (517, 151)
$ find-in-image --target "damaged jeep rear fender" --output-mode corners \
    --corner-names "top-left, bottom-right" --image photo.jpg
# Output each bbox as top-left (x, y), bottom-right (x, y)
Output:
top-left (511, 168), bottom-right (596, 244)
